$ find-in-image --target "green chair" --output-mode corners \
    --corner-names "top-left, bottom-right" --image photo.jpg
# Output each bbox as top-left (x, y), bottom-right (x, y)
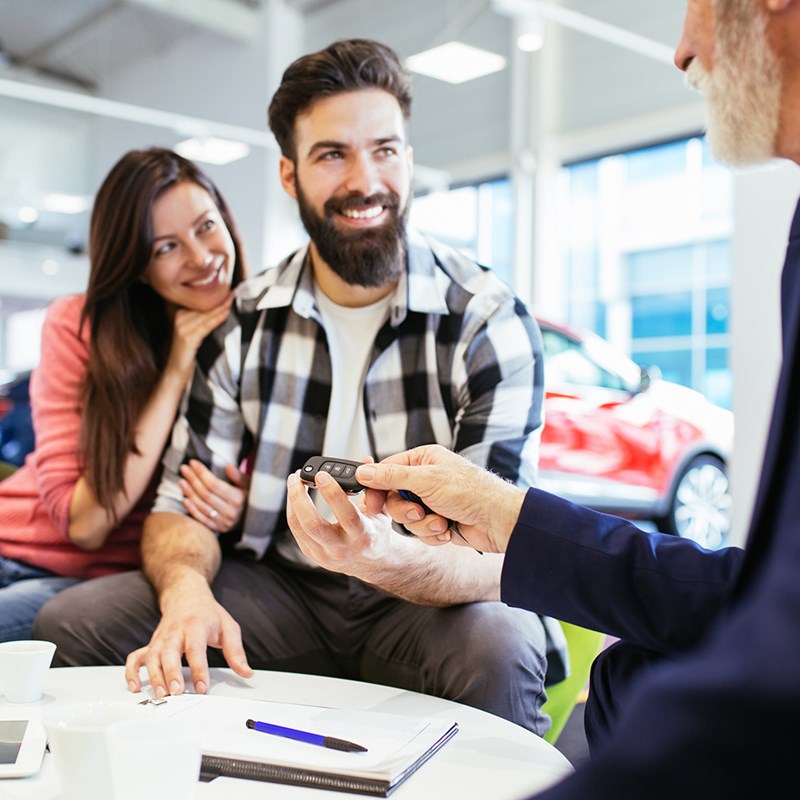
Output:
top-left (0, 460), bottom-right (18, 481)
top-left (542, 621), bottom-right (606, 745)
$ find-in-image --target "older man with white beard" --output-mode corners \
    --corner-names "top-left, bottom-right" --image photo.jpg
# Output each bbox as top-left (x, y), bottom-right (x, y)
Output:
top-left (302, 2), bottom-right (800, 797)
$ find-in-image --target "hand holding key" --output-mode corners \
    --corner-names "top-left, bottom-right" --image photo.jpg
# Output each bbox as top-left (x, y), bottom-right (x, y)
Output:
top-left (299, 456), bottom-right (481, 552)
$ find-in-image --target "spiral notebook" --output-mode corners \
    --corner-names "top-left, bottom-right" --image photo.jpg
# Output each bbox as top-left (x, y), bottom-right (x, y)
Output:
top-left (146, 694), bottom-right (458, 797)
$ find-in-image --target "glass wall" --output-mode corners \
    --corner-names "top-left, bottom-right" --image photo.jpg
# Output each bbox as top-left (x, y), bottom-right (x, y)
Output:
top-left (557, 136), bottom-right (733, 408)
top-left (409, 136), bottom-right (734, 409)
top-left (410, 177), bottom-right (515, 287)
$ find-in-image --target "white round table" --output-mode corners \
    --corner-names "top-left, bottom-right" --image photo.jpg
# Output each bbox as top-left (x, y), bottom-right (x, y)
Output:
top-left (1, 666), bottom-right (573, 799)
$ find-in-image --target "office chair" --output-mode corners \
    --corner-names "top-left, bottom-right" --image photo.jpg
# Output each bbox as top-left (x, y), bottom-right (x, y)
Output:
top-left (542, 621), bottom-right (606, 745)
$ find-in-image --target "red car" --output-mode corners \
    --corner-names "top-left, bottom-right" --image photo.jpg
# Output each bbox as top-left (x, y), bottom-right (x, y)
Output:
top-left (537, 319), bottom-right (733, 550)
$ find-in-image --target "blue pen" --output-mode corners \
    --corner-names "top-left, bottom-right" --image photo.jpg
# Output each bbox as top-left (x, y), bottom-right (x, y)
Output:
top-left (245, 719), bottom-right (368, 752)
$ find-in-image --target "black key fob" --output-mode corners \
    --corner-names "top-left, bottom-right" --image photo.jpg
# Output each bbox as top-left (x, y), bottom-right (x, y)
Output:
top-left (300, 456), bottom-right (364, 494)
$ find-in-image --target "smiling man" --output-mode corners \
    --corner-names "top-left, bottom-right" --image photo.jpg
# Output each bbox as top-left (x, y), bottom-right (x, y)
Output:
top-left (35, 39), bottom-right (564, 737)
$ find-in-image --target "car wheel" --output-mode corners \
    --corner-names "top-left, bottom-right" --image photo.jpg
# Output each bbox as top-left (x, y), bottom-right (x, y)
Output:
top-left (661, 455), bottom-right (731, 549)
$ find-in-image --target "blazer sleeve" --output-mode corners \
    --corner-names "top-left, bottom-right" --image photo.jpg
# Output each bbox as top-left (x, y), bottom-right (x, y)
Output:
top-left (523, 509), bottom-right (797, 799)
top-left (501, 487), bottom-right (743, 653)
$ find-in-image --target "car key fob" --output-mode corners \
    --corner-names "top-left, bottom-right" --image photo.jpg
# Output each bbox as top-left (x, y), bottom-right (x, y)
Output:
top-left (300, 456), bottom-right (364, 494)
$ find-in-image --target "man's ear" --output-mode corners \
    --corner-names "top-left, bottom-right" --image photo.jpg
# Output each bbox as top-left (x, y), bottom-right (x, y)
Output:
top-left (766, 0), bottom-right (792, 12)
top-left (279, 156), bottom-right (298, 200)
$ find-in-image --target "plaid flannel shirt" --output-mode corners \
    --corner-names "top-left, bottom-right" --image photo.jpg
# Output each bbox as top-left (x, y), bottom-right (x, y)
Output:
top-left (153, 228), bottom-right (545, 560)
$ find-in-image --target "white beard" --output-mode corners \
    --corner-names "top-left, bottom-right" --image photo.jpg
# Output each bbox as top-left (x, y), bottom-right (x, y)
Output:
top-left (686, 5), bottom-right (782, 166)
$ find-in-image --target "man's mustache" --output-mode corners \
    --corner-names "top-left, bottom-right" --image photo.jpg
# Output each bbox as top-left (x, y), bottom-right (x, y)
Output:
top-left (686, 59), bottom-right (708, 93)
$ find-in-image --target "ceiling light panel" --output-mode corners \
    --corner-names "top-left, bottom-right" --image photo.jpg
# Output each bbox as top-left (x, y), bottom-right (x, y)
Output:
top-left (406, 42), bottom-right (506, 84)
top-left (174, 137), bottom-right (251, 165)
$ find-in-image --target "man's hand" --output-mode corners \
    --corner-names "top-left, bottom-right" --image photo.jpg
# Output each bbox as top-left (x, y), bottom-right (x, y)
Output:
top-left (354, 445), bottom-right (526, 554)
top-left (285, 471), bottom-right (396, 577)
top-left (132, 512), bottom-right (253, 697)
top-left (124, 571), bottom-right (253, 697)
top-left (285, 466), bottom-right (503, 605)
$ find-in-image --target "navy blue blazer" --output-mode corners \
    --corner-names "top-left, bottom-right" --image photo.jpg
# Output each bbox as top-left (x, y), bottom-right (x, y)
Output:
top-left (501, 199), bottom-right (800, 798)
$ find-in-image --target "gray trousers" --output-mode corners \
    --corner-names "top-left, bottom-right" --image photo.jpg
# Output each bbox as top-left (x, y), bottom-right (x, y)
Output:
top-left (33, 555), bottom-right (551, 736)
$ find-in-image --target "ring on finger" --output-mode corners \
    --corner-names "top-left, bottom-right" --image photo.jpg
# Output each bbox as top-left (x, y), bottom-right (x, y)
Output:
top-left (209, 508), bottom-right (219, 519)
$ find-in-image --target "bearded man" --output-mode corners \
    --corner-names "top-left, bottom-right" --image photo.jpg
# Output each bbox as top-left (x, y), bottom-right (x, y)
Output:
top-left (35, 38), bottom-right (565, 738)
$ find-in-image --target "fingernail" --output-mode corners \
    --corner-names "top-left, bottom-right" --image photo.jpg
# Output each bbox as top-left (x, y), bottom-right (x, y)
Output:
top-left (155, 685), bottom-right (166, 698)
top-left (437, 532), bottom-right (451, 542)
top-left (287, 472), bottom-right (299, 487)
top-left (169, 680), bottom-right (181, 695)
top-left (195, 681), bottom-right (207, 694)
top-left (316, 471), bottom-right (331, 485)
top-left (128, 681), bottom-right (137, 693)
top-left (429, 518), bottom-right (448, 533)
top-left (406, 508), bottom-right (423, 521)
top-left (356, 464), bottom-right (376, 481)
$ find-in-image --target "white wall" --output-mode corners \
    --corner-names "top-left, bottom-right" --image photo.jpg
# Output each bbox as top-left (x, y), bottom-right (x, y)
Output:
top-left (729, 162), bottom-right (800, 546)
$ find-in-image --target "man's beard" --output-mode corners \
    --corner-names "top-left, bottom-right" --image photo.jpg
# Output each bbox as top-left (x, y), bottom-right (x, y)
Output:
top-left (296, 179), bottom-right (408, 288)
top-left (686, 0), bottom-right (782, 166)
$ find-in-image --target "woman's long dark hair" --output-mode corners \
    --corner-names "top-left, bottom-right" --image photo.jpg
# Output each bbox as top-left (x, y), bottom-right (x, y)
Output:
top-left (79, 147), bottom-right (247, 516)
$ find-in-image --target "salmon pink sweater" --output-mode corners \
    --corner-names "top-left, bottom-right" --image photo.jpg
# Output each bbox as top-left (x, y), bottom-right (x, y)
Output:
top-left (0, 295), bottom-right (153, 579)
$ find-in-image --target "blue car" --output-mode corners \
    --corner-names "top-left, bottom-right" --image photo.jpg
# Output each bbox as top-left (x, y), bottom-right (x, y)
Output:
top-left (0, 370), bottom-right (34, 467)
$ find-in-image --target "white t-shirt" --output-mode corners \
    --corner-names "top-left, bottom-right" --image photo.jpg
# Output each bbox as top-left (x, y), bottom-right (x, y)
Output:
top-left (315, 286), bottom-right (392, 465)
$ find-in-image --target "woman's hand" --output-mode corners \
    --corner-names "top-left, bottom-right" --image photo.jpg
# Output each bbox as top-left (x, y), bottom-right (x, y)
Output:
top-left (165, 295), bottom-right (233, 385)
top-left (180, 459), bottom-right (250, 532)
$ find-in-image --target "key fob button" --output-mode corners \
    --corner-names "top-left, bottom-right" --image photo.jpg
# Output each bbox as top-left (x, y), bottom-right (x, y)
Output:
top-left (299, 456), bottom-right (364, 493)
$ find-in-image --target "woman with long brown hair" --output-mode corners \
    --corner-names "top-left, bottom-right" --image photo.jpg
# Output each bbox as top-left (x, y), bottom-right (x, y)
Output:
top-left (0, 147), bottom-right (248, 640)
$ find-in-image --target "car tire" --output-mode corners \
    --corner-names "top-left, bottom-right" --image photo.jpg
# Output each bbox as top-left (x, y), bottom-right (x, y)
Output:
top-left (659, 454), bottom-right (731, 549)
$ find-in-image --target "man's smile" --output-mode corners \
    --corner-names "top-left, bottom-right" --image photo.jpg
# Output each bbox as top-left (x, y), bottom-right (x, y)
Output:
top-left (340, 205), bottom-right (384, 221)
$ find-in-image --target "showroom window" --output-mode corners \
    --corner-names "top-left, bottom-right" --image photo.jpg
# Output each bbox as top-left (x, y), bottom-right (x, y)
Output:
top-left (557, 136), bottom-right (733, 408)
top-left (410, 177), bottom-right (514, 288)
top-left (402, 136), bottom-right (732, 410)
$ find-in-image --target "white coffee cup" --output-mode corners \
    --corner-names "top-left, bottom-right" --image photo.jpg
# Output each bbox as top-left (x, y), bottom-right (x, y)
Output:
top-left (0, 639), bottom-right (56, 703)
top-left (107, 716), bottom-right (201, 800)
top-left (44, 700), bottom-right (141, 800)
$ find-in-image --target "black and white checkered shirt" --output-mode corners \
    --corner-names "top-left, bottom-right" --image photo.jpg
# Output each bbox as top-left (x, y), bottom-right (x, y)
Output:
top-left (154, 228), bottom-right (545, 560)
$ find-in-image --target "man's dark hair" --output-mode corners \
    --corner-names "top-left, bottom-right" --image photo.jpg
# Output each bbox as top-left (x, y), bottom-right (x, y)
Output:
top-left (268, 38), bottom-right (413, 159)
